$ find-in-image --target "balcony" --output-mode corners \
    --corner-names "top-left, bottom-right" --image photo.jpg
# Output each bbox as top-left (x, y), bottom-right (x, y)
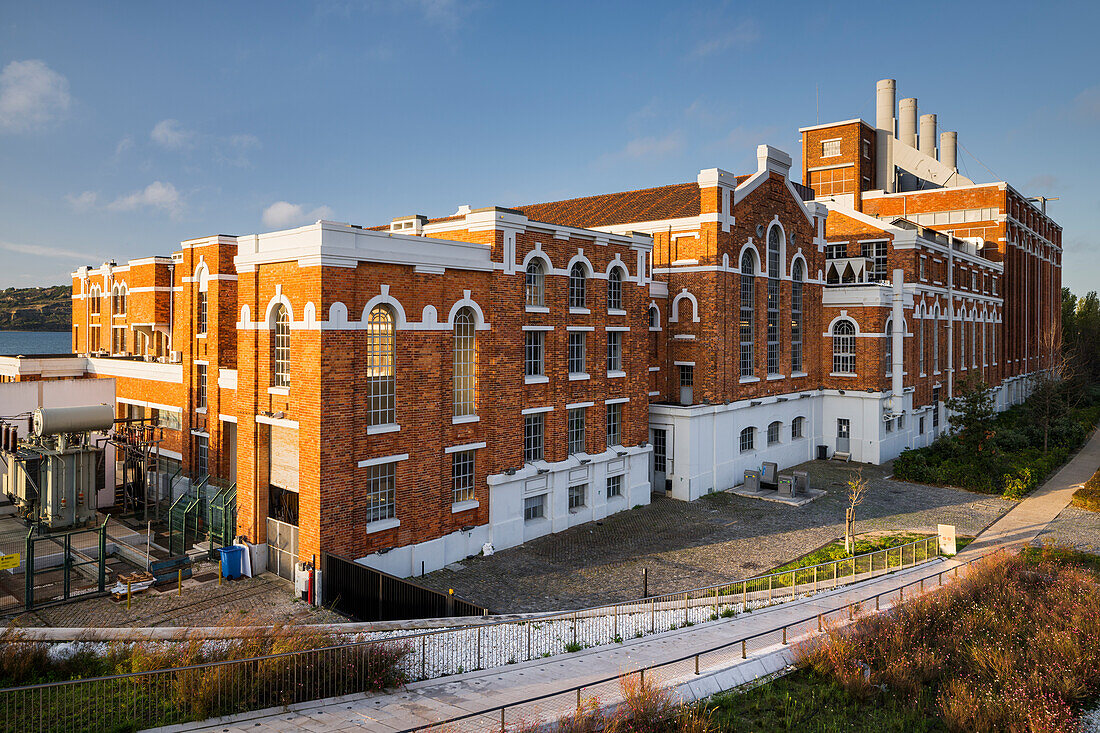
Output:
top-left (825, 257), bottom-right (874, 286)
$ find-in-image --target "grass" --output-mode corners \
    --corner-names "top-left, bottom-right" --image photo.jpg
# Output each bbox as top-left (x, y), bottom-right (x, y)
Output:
top-left (1072, 467), bottom-right (1100, 512)
top-left (705, 669), bottom-right (948, 732)
top-left (0, 627), bottom-right (411, 732)
top-left (1022, 543), bottom-right (1100, 577)
top-left (771, 533), bottom-right (932, 574)
top-left (798, 552), bottom-right (1100, 732)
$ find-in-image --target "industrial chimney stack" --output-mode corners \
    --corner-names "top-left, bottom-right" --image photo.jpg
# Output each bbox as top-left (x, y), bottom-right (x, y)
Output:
top-left (898, 98), bottom-right (918, 148)
top-left (875, 79), bottom-right (896, 193)
top-left (940, 131), bottom-right (957, 170)
top-left (919, 114), bottom-right (937, 158)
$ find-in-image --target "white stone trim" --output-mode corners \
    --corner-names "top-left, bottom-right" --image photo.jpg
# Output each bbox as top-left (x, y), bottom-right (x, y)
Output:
top-left (444, 441), bottom-right (487, 454)
top-left (357, 452), bottom-right (410, 469)
top-left (255, 414), bottom-right (299, 429)
top-left (605, 397), bottom-right (630, 405)
top-left (521, 405), bottom-right (554, 415)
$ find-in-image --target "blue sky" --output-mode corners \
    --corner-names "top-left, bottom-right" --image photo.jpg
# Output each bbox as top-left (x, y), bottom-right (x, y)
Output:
top-left (2, 1), bottom-right (1098, 295)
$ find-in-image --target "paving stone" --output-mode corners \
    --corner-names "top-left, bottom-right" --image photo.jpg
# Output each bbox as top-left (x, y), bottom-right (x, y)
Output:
top-left (416, 459), bottom-right (1012, 613)
top-left (1031, 504), bottom-right (1100, 554)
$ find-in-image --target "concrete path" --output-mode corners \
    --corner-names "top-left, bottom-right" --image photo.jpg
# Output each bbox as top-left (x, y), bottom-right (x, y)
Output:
top-left (155, 428), bottom-right (1100, 733)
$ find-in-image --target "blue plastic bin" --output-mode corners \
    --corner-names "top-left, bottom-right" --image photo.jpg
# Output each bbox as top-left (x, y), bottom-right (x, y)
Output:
top-left (218, 545), bottom-right (246, 580)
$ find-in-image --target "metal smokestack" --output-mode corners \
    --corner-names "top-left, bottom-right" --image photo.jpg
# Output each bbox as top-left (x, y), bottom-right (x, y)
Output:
top-left (919, 114), bottom-right (937, 158)
top-left (940, 131), bottom-right (957, 169)
top-left (875, 79), bottom-right (896, 193)
top-left (898, 98), bottom-right (918, 148)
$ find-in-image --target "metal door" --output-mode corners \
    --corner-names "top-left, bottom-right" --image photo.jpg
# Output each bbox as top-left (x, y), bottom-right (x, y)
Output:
top-left (650, 427), bottom-right (669, 492)
top-left (837, 418), bottom-right (851, 453)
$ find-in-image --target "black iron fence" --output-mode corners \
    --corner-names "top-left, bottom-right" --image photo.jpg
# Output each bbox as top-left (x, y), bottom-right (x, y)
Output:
top-left (323, 553), bottom-right (487, 621)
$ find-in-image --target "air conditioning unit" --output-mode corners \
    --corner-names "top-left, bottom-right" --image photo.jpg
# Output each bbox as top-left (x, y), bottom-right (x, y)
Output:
top-left (169, 351), bottom-right (182, 363)
top-left (144, 354), bottom-right (156, 362)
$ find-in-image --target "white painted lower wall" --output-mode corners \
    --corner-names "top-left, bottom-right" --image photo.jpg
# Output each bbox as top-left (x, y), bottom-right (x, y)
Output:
top-left (354, 445), bottom-right (652, 579)
top-left (651, 372), bottom-right (1040, 500)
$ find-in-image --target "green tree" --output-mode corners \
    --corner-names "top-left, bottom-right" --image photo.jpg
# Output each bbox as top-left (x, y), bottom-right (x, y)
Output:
top-left (946, 376), bottom-right (996, 453)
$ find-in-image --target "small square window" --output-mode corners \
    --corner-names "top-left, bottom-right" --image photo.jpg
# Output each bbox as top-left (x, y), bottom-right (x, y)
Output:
top-left (822, 139), bottom-right (841, 157)
top-left (524, 494), bottom-right (545, 521)
top-left (568, 484), bottom-right (586, 511)
top-left (606, 474), bottom-right (622, 499)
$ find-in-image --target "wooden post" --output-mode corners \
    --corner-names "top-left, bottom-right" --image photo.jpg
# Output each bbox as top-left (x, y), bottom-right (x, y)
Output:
top-left (741, 639), bottom-right (746, 659)
top-left (782, 626), bottom-right (787, 645)
top-left (695, 654), bottom-right (700, 675)
top-left (127, 579), bottom-right (132, 610)
top-left (818, 614), bottom-right (822, 631)
top-left (218, 556), bottom-right (223, 586)
top-left (177, 568), bottom-right (182, 596)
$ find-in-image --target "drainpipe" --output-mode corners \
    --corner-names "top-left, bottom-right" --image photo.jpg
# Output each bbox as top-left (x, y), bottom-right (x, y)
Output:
top-left (946, 245), bottom-right (954, 399)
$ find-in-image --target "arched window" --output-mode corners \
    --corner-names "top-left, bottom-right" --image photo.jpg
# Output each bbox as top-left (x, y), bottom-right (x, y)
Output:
top-left (453, 307), bottom-right (477, 417)
top-left (648, 306), bottom-right (659, 329)
top-left (791, 416), bottom-right (804, 440)
top-left (884, 318), bottom-right (893, 375)
top-left (739, 251), bottom-right (755, 377)
top-left (766, 228), bottom-right (781, 374)
top-left (272, 304), bottom-right (290, 387)
top-left (607, 267), bottom-right (623, 310)
top-left (791, 260), bottom-right (803, 372)
top-left (366, 305), bottom-right (396, 426)
top-left (918, 306), bottom-right (925, 374)
top-left (525, 260), bottom-right (545, 307)
top-left (90, 286), bottom-right (100, 315)
top-left (118, 285), bottom-right (127, 315)
top-left (933, 306), bottom-right (940, 373)
top-left (569, 262), bottom-right (587, 309)
top-left (767, 421), bottom-right (781, 445)
top-left (739, 426), bottom-right (755, 453)
top-left (832, 320), bottom-right (856, 374)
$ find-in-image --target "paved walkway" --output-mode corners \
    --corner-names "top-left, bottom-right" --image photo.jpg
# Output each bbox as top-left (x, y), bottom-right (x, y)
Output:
top-left (159, 429), bottom-right (1100, 733)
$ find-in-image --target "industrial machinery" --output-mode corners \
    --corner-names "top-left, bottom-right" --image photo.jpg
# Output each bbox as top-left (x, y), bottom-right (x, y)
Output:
top-left (0, 405), bottom-right (112, 529)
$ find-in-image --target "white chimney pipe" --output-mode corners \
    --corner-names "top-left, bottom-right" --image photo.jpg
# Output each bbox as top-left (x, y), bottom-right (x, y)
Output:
top-left (919, 114), bottom-right (937, 158)
top-left (940, 131), bottom-right (957, 169)
top-left (898, 98), bottom-right (918, 148)
top-left (875, 79), bottom-right (896, 193)
top-left (891, 269), bottom-right (904, 407)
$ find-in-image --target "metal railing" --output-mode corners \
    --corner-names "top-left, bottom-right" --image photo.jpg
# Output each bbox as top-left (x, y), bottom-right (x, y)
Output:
top-left (405, 548), bottom-right (1003, 733)
top-left (0, 536), bottom-right (940, 732)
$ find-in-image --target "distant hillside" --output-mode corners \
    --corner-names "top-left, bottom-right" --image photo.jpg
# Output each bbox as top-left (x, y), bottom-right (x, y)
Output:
top-left (0, 285), bottom-right (71, 331)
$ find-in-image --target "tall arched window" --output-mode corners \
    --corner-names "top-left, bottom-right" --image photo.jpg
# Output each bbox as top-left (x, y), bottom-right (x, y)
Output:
top-left (525, 260), bottom-right (545, 307)
top-left (90, 286), bottom-right (100, 314)
top-left (739, 426), bottom-right (755, 453)
top-left (791, 260), bottom-right (803, 372)
top-left (272, 304), bottom-right (290, 387)
top-left (648, 306), bottom-right (659, 329)
top-left (832, 320), bottom-right (856, 374)
top-left (766, 228), bottom-right (781, 375)
top-left (607, 267), bottom-right (623, 310)
top-left (118, 285), bottom-right (127, 314)
top-left (884, 318), bottom-right (893, 375)
top-left (366, 305), bottom-right (396, 425)
top-left (918, 307), bottom-right (926, 374)
top-left (933, 306), bottom-right (940, 373)
top-left (453, 307), bottom-right (476, 417)
top-left (739, 250), bottom-right (755, 377)
top-left (767, 420), bottom-right (781, 445)
top-left (569, 262), bottom-right (587, 309)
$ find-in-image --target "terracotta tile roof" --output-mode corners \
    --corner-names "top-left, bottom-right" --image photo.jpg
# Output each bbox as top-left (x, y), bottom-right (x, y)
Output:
top-left (513, 182), bottom-right (701, 229)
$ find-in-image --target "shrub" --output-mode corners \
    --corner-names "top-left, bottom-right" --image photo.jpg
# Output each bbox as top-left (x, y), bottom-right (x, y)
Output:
top-left (797, 553), bottom-right (1100, 732)
top-left (1072, 468), bottom-right (1100, 512)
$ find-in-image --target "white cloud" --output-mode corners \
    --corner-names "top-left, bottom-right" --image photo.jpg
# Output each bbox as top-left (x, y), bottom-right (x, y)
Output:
top-left (106, 181), bottom-right (184, 218)
top-left (65, 191), bottom-right (98, 211)
top-left (215, 133), bottom-right (261, 167)
top-left (150, 119), bottom-right (195, 150)
top-left (691, 20), bottom-right (760, 58)
top-left (262, 201), bottom-right (335, 229)
top-left (0, 60), bottom-right (72, 133)
top-left (0, 239), bottom-right (102, 261)
top-left (114, 136), bottom-right (134, 157)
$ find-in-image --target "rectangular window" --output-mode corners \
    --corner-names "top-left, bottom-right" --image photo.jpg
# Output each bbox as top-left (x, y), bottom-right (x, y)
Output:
top-left (452, 450), bottom-right (475, 504)
top-left (897, 414), bottom-right (905, 430)
top-left (792, 417), bottom-right (803, 439)
top-left (932, 387), bottom-right (941, 429)
top-left (606, 331), bottom-right (622, 372)
top-left (791, 277), bottom-right (803, 372)
top-left (739, 428), bottom-right (754, 453)
top-left (567, 407), bottom-right (585, 455)
top-left (524, 414), bottom-right (544, 462)
top-left (652, 430), bottom-right (666, 473)
top-left (919, 256), bottom-right (926, 281)
top-left (365, 462), bottom-right (396, 523)
top-left (196, 364), bottom-right (207, 409)
top-left (568, 332), bottom-right (586, 375)
top-left (158, 409), bottom-right (181, 431)
top-left (195, 434), bottom-right (209, 476)
top-left (885, 419), bottom-right (893, 433)
top-left (606, 403), bottom-right (622, 447)
top-left (568, 484), bottom-right (586, 510)
top-left (524, 331), bottom-right (544, 377)
top-left (197, 291), bottom-right (208, 334)
top-left (524, 494), bottom-right (545, 522)
top-left (679, 364), bottom-right (693, 387)
top-left (862, 140), bottom-right (871, 159)
top-left (606, 474), bottom-right (622, 499)
top-left (825, 243), bottom-right (846, 260)
top-left (822, 139), bottom-right (841, 157)
top-left (860, 241), bottom-right (888, 281)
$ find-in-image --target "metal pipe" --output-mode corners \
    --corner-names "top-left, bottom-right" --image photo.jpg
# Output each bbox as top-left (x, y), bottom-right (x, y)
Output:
top-left (891, 269), bottom-right (905, 407)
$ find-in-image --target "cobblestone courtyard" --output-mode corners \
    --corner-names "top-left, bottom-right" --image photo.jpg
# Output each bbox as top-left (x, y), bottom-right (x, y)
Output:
top-left (418, 460), bottom-right (1013, 613)
top-left (1032, 504), bottom-right (1100, 555)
